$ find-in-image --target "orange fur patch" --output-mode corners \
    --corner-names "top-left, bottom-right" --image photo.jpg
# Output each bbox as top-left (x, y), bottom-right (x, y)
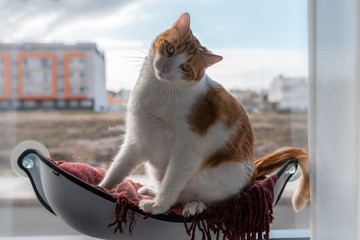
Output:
top-left (188, 84), bottom-right (255, 168)
top-left (152, 28), bottom-right (210, 81)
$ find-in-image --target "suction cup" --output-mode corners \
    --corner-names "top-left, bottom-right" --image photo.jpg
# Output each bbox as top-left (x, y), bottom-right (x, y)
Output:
top-left (273, 146), bottom-right (301, 182)
top-left (11, 140), bottom-right (50, 178)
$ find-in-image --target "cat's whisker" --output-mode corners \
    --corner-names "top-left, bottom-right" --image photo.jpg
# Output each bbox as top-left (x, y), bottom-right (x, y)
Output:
top-left (125, 47), bottom-right (149, 57)
top-left (123, 59), bottom-right (147, 64)
top-left (168, 83), bottom-right (174, 106)
top-left (155, 81), bottom-right (167, 117)
top-left (129, 63), bottom-right (150, 71)
top-left (171, 83), bottom-right (178, 119)
top-left (141, 40), bottom-right (150, 52)
top-left (163, 83), bottom-right (171, 115)
top-left (123, 55), bottom-right (147, 59)
top-left (163, 83), bottom-right (171, 114)
top-left (126, 64), bottom-right (148, 75)
top-left (156, 84), bottom-right (165, 116)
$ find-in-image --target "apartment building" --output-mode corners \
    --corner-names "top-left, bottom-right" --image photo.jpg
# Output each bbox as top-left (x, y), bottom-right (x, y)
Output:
top-left (268, 75), bottom-right (308, 112)
top-left (0, 43), bottom-right (107, 111)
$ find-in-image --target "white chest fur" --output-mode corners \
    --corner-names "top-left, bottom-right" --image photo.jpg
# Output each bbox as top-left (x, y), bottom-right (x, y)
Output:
top-left (125, 65), bottom-right (208, 169)
top-left (100, 59), bottom-right (254, 214)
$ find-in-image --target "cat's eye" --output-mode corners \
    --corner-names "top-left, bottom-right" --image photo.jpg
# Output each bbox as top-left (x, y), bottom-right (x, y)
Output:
top-left (165, 43), bottom-right (175, 56)
top-left (181, 63), bottom-right (192, 72)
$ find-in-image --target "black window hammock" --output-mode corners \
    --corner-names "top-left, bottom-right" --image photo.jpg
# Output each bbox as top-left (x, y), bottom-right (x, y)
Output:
top-left (11, 140), bottom-right (299, 240)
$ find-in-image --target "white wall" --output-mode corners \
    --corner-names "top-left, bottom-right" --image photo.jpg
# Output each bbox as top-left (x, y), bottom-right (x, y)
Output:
top-left (309, 0), bottom-right (360, 239)
top-left (268, 76), bottom-right (282, 102)
top-left (268, 76), bottom-right (308, 112)
top-left (92, 52), bottom-right (107, 111)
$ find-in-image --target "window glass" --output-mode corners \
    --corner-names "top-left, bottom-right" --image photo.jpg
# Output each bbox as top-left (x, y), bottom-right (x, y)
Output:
top-left (0, 0), bottom-right (308, 237)
top-left (41, 57), bottom-right (51, 68)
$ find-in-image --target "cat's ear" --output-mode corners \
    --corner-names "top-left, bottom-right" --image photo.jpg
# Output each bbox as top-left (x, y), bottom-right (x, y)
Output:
top-left (202, 53), bottom-right (223, 68)
top-left (172, 13), bottom-right (190, 35)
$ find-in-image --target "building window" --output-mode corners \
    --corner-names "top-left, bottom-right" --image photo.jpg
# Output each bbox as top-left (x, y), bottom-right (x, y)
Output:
top-left (42, 100), bottom-right (55, 108)
top-left (64, 52), bottom-right (86, 99)
top-left (41, 57), bottom-right (51, 68)
top-left (79, 58), bottom-right (86, 68)
top-left (43, 71), bottom-right (50, 82)
top-left (23, 100), bottom-right (36, 108)
top-left (80, 72), bottom-right (86, 81)
top-left (57, 100), bottom-right (66, 108)
top-left (22, 58), bottom-right (28, 67)
top-left (69, 71), bottom-right (75, 82)
top-left (69, 100), bottom-right (79, 108)
top-left (18, 52), bottom-right (56, 99)
top-left (0, 53), bottom-right (10, 99)
top-left (69, 58), bottom-right (76, 68)
top-left (79, 45), bottom-right (90, 51)
top-left (43, 87), bottom-right (50, 94)
top-left (22, 72), bottom-right (30, 82)
top-left (45, 45), bottom-right (55, 51)
top-left (69, 57), bottom-right (86, 69)
top-left (23, 86), bottom-right (32, 94)
top-left (81, 99), bottom-right (93, 107)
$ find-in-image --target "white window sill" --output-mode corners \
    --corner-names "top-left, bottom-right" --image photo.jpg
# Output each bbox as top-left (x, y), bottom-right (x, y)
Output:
top-left (270, 229), bottom-right (310, 239)
top-left (0, 229), bottom-right (310, 240)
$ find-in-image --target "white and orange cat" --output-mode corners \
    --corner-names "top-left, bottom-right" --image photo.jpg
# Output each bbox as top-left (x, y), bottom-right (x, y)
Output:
top-left (99, 13), bottom-right (310, 216)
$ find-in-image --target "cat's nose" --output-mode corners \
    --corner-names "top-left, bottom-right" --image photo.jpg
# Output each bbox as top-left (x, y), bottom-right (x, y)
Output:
top-left (162, 65), bottom-right (170, 73)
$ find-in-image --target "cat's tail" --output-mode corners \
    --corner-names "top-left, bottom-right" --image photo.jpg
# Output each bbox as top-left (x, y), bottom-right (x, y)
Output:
top-left (254, 147), bottom-right (310, 212)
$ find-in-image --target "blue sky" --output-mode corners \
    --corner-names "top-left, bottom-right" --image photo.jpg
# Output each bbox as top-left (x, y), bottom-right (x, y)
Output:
top-left (113, 0), bottom-right (308, 49)
top-left (0, 0), bottom-right (308, 91)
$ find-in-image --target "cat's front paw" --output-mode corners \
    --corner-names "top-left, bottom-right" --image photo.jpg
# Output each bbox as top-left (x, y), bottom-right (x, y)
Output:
top-left (98, 179), bottom-right (117, 190)
top-left (182, 202), bottom-right (207, 217)
top-left (139, 199), bottom-right (170, 215)
top-left (137, 186), bottom-right (157, 197)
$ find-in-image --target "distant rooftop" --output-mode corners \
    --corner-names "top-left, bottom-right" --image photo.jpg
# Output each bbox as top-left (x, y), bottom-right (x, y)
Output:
top-left (0, 42), bottom-right (104, 59)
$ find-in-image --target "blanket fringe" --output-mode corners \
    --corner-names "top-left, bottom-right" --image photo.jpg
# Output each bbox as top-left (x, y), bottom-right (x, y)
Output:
top-left (184, 174), bottom-right (277, 240)
top-left (54, 159), bottom-right (277, 240)
top-left (107, 197), bottom-right (137, 235)
top-left (109, 174), bottom-right (276, 240)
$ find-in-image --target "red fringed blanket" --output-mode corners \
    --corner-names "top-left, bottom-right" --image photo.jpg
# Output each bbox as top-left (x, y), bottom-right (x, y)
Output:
top-left (54, 160), bottom-right (276, 240)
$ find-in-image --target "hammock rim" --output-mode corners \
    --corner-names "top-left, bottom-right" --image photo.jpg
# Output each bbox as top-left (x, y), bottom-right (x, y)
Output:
top-left (17, 149), bottom-right (298, 223)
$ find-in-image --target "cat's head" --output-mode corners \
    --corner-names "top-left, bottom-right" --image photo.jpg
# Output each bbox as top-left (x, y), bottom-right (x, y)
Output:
top-left (150, 13), bottom-right (222, 86)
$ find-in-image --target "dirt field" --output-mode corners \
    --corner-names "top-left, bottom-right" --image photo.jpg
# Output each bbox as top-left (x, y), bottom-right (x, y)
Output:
top-left (0, 110), bottom-right (308, 175)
